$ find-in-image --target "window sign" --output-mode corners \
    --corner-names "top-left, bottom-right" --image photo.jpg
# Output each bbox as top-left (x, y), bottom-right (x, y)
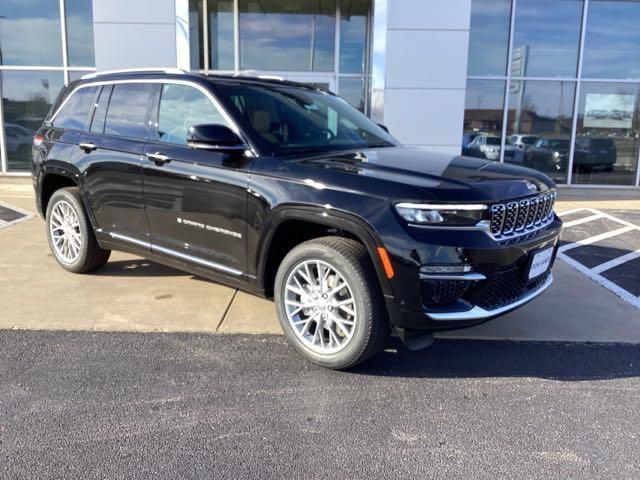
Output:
top-left (584, 94), bottom-right (635, 129)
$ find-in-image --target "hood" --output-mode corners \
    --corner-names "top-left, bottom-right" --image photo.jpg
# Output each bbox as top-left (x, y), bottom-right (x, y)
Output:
top-left (291, 146), bottom-right (554, 202)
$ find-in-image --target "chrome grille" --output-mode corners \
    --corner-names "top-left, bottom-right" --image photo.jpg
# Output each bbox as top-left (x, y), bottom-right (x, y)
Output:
top-left (489, 192), bottom-right (556, 238)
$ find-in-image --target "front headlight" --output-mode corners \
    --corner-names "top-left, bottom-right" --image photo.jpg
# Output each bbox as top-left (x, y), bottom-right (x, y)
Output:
top-left (395, 203), bottom-right (487, 225)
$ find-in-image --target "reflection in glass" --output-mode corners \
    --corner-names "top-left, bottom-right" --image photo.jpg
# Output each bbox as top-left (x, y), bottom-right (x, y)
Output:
top-left (239, 0), bottom-right (336, 72)
top-left (158, 84), bottom-right (228, 144)
top-left (189, 0), bottom-right (204, 70)
top-left (65, 0), bottom-right (95, 66)
top-left (1, 71), bottom-right (64, 171)
top-left (462, 80), bottom-right (505, 160)
top-left (506, 81), bottom-right (575, 183)
top-left (340, 0), bottom-right (369, 74)
top-left (512, 0), bottom-right (582, 78)
top-left (339, 77), bottom-right (365, 112)
top-left (583, 1), bottom-right (640, 79)
top-left (208, 0), bottom-right (234, 70)
top-left (0, 0), bottom-right (63, 66)
top-left (104, 84), bottom-right (156, 139)
top-left (467, 0), bottom-right (511, 76)
top-left (574, 83), bottom-right (639, 186)
top-left (68, 70), bottom-right (94, 82)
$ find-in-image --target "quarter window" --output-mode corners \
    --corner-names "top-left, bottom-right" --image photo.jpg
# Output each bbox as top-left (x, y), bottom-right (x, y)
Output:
top-left (53, 86), bottom-right (98, 130)
top-left (157, 84), bottom-right (228, 145)
top-left (104, 83), bottom-right (156, 139)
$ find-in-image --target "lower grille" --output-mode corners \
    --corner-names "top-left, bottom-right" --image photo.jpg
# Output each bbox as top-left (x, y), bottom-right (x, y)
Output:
top-left (464, 268), bottom-right (551, 311)
top-left (421, 279), bottom-right (471, 307)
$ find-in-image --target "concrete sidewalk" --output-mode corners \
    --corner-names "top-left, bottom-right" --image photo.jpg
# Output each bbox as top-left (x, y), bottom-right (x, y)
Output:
top-left (1, 180), bottom-right (638, 343)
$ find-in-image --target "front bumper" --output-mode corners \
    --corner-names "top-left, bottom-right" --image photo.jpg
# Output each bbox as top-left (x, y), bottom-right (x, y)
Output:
top-left (384, 217), bottom-right (561, 332)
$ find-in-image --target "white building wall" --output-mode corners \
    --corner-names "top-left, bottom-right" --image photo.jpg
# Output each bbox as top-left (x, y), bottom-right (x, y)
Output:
top-left (92, 0), bottom-right (185, 70)
top-left (379, 0), bottom-right (472, 155)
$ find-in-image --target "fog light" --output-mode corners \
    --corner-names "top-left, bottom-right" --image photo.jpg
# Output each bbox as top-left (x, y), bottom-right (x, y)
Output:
top-left (420, 264), bottom-right (473, 274)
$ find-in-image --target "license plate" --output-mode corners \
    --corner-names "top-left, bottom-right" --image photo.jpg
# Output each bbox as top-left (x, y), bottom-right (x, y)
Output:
top-left (528, 247), bottom-right (553, 280)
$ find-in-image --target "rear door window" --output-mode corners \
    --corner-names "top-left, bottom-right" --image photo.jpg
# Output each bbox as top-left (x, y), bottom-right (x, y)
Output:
top-left (104, 83), bottom-right (156, 139)
top-left (157, 83), bottom-right (228, 145)
top-left (52, 86), bottom-right (98, 130)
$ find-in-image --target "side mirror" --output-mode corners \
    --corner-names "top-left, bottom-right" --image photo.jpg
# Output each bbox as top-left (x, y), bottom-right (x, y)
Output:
top-left (377, 123), bottom-right (390, 133)
top-left (187, 124), bottom-right (246, 151)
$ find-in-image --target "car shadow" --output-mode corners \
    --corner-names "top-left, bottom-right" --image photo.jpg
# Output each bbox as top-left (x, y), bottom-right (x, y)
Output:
top-left (94, 259), bottom-right (187, 277)
top-left (348, 337), bottom-right (640, 381)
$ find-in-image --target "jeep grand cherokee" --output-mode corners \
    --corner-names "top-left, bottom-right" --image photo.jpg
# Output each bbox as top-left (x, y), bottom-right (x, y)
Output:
top-left (32, 69), bottom-right (562, 369)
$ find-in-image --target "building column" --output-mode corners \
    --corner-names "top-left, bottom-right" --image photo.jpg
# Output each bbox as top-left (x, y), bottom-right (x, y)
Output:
top-left (372, 0), bottom-right (472, 155)
top-left (92, 0), bottom-right (189, 71)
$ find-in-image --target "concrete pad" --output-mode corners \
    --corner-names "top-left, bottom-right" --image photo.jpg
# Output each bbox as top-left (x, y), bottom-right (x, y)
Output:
top-left (0, 206), bottom-right (236, 333)
top-left (437, 261), bottom-right (640, 343)
top-left (218, 291), bottom-right (282, 334)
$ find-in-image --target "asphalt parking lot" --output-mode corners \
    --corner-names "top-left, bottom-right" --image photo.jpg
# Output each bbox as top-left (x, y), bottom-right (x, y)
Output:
top-left (1, 180), bottom-right (639, 478)
top-left (2, 330), bottom-right (640, 479)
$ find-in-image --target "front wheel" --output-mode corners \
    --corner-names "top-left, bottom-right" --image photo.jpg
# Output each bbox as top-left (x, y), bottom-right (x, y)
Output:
top-left (274, 237), bottom-right (389, 369)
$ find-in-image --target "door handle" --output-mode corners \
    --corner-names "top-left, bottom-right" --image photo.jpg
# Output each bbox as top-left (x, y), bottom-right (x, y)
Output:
top-left (146, 152), bottom-right (171, 165)
top-left (78, 142), bottom-right (97, 152)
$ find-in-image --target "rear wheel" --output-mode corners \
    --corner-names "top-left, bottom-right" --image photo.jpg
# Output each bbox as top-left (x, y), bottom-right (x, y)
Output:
top-left (274, 237), bottom-right (388, 369)
top-left (46, 187), bottom-right (110, 273)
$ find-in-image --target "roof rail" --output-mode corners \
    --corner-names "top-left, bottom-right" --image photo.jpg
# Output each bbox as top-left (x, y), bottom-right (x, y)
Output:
top-left (80, 68), bottom-right (186, 80)
top-left (232, 70), bottom-right (285, 81)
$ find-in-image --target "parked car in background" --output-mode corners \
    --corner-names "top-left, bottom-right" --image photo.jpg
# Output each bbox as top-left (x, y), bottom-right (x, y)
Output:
top-left (5, 123), bottom-right (33, 161)
top-left (461, 132), bottom-right (480, 155)
top-left (574, 137), bottom-right (617, 172)
top-left (507, 134), bottom-right (538, 151)
top-left (465, 134), bottom-right (501, 160)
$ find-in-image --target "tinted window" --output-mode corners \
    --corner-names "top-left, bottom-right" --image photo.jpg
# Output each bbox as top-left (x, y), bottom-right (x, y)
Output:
top-left (486, 137), bottom-right (501, 145)
top-left (104, 84), bottom-right (156, 139)
top-left (53, 86), bottom-right (98, 130)
top-left (158, 84), bottom-right (228, 145)
top-left (216, 83), bottom-right (395, 155)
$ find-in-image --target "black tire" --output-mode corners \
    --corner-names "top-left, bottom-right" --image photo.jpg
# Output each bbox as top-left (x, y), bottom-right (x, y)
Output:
top-left (274, 236), bottom-right (389, 369)
top-left (45, 187), bottom-right (111, 273)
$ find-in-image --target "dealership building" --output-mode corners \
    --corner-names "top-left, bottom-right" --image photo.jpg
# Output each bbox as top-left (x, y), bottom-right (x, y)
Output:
top-left (0, 0), bottom-right (639, 189)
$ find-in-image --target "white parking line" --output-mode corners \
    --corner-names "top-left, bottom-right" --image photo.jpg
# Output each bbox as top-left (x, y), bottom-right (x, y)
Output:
top-left (559, 225), bottom-right (634, 253)
top-left (0, 201), bottom-right (34, 230)
top-left (562, 213), bottom-right (603, 228)
top-left (558, 208), bottom-right (640, 309)
top-left (592, 249), bottom-right (640, 274)
top-left (557, 252), bottom-right (640, 309)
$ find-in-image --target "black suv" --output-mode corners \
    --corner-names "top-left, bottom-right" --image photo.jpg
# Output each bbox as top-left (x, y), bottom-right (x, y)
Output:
top-left (32, 70), bottom-right (562, 369)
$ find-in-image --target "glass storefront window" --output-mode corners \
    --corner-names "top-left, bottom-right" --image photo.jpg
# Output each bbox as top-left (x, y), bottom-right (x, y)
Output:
top-left (189, 0), bottom-right (205, 70)
top-left (208, 0), bottom-right (234, 70)
top-left (506, 80), bottom-right (575, 183)
top-left (239, 0), bottom-right (336, 72)
top-left (0, 0), bottom-right (63, 66)
top-left (339, 77), bottom-right (365, 112)
top-left (65, 0), bottom-right (95, 67)
top-left (583, 1), bottom-right (640, 80)
top-left (1, 71), bottom-right (64, 171)
top-left (467, 0), bottom-right (512, 76)
top-left (512, 0), bottom-right (583, 78)
top-left (339, 0), bottom-right (369, 74)
top-left (573, 82), bottom-right (640, 186)
top-left (462, 80), bottom-right (505, 161)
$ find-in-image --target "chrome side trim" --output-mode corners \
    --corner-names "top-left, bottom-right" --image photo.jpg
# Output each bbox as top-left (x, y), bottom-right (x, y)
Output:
top-left (427, 273), bottom-right (553, 321)
top-left (109, 232), bottom-right (242, 276)
top-left (419, 272), bottom-right (487, 281)
top-left (109, 232), bottom-right (151, 249)
top-left (152, 244), bottom-right (243, 276)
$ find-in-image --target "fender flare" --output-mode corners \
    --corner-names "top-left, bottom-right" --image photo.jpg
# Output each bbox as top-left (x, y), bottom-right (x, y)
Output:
top-left (257, 205), bottom-right (394, 298)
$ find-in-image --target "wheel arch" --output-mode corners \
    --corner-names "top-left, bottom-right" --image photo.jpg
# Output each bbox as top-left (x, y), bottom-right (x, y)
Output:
top-left (258, 207), bottom-right (394, 299)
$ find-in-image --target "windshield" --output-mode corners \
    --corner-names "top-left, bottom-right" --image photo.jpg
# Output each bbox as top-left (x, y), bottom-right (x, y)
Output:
top-left (214, 82), bottom-right (397, 156)
top-left (485, 137), bottom-right (501, 145)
